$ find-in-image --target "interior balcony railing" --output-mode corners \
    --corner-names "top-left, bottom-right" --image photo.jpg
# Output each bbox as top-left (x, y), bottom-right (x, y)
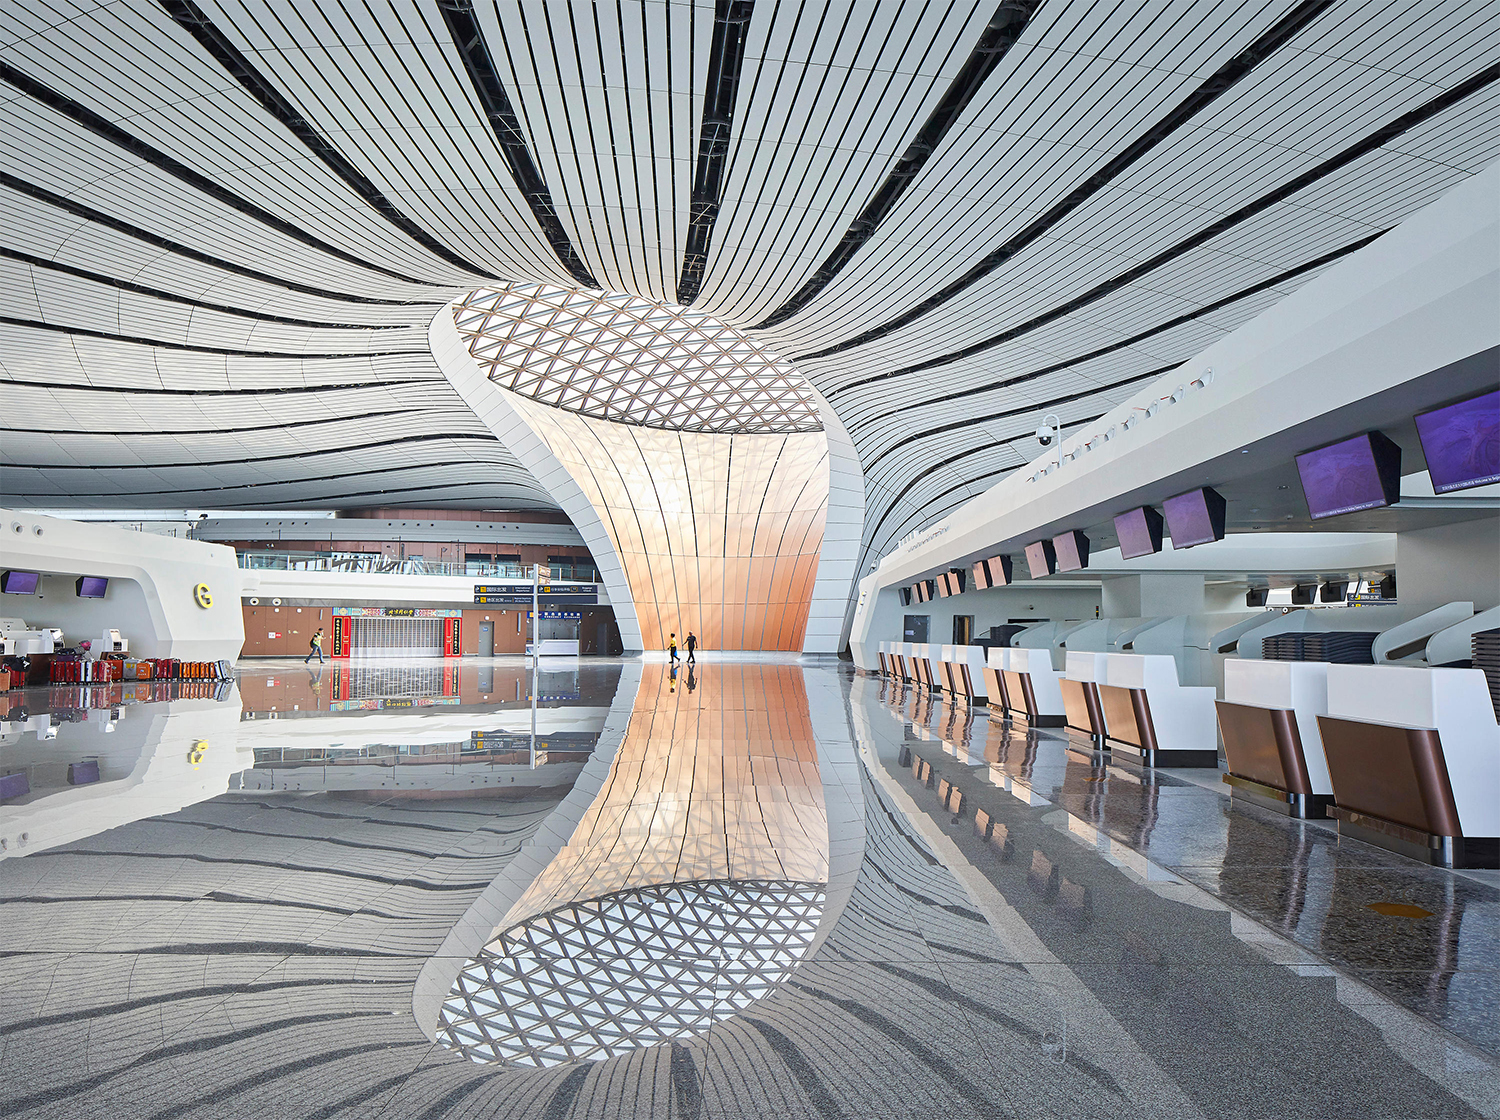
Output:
top-left (236, 551), bottom-right (599, 582)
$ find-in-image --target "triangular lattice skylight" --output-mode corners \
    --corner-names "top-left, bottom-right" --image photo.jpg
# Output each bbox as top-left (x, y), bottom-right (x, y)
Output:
top-left (435, 878), bottom-right (826, 1066)
top-left (452, 286), bottom-right (823, 434)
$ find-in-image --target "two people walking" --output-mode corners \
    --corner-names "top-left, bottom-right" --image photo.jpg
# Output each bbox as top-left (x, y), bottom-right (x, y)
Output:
top-left (668, 631), bottom-right (698, 665)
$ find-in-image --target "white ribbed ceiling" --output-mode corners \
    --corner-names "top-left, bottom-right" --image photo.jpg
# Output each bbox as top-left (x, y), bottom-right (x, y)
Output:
top-left (1, 0), bottom-right (1497, 582)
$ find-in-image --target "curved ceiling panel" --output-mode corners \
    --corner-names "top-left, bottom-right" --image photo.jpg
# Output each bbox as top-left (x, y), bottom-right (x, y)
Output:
top-left (2, 0), bottom-right (1496, 611)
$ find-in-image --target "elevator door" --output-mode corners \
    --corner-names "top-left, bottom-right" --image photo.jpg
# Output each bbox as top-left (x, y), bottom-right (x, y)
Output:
top-left (351, 617), bottom-right (443, 658)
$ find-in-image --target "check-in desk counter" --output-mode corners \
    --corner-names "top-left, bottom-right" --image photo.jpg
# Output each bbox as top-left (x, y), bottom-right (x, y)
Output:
top-left (889, 642), bottom-right (914, 685)
top-left (1216, 660), bottom-right (1333, 818)
top-left (937, 644), bottom-right (988, 703)
top-left (1099, 654), bottom-right (1218, 768)
top-left (987, 648), bottom-right (1066, 727)
top-left (1062, 652), bottom-right (1109, 744)
top-left (877, 641), bottom-right (893, 679)
top-left (1318, 665), bottom-right (1500, 868)
top-left (909, 643), bottom-right (939, 691)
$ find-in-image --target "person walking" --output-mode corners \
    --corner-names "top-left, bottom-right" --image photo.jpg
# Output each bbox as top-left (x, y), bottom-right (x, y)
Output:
top-left (685, 632), bottom-right (697, 664)
top-left (305, 628), bottom-right (325, 664)
top-left (668, 632), bottom-right (679, 665)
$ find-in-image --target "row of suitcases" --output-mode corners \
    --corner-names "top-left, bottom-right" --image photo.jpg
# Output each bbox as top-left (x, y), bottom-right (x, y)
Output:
top-left (48, 680), bottom-right (235, 706)
top-left (49, 658), bottom-right (233, 684)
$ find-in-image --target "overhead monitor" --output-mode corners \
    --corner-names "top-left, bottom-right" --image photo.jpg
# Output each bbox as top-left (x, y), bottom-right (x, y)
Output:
top-left (1378, 572), bottom-right (1397, 599)
top-left (1163, 487), bottom-right (1227, 549)
top-left (1294, 432), bottom-right (1401, 519)
top-left (1290, 584), bottom-right (1317, 605)
top-left (947, 568), bottom-right (966, 595)
top-left (76, 576), bottom-right (109, 598)
top-left (1052, 530), bottom-right (1090, 573)
top-left (987, 555), bottom-right (1014, 587)
top-left (1414, 388), bottom-right (1500, 493)
top-left (1320, 580), bottom-right (1349, 603)
top-left (935, 572), bottom-right (952, 598)
top-left (1024, 539), bottom-right (1057, 579)
top-left (1, 570), bottom-right (40, 595)
top-left (1113, 505), bottom-right (1164, 559)
top-left (971, 560), bottom-right (991, 591)
top-left (900, 587), bottom-right (913, 606)
top-left (1245, 587), bottom-right (1268, 608)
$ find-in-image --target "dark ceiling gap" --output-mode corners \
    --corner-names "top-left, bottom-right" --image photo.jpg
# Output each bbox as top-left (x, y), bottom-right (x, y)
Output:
top-left (3, 432), bottom-right (500, 472)
top-left (2, 408), bottom-right (426, 438)
top-left (0, 60), bottom-right (439, 287)
top-left (438, 0), bottom-right (599, 287)
top-left (157, 0), bottom-right (498, 279)
top-left (753, 0), bottom-right (1041, 329)
top-left (822, 58), bottom-right (1500, 385)
top-left (0, 173), bottom-right (420, 305)
top-left (848, 229), bottom-right (1387, 451)
top-left (794, 0), bottom-right (1337, 362)
top-left (676, 0), bottom-right (757, 304)
top-left (0, 247), bottom-right (415, 331)
top-left (0, 377), bottom-right (438, 397)
top-left (0, 316), bottom-right (428, 360)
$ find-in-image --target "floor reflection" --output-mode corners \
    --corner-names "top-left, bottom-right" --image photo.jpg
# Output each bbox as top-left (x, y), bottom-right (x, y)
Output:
top-left (437, 663), bottom-right (832, 1066)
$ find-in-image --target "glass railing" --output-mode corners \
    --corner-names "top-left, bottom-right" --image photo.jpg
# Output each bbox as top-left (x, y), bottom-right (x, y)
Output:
top-left (236, 551), bottom-right (599, 582)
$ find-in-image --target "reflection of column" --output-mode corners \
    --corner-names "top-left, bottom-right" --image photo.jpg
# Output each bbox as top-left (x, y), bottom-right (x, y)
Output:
top-left (435, 664), bottom-right (832, 1066)
top-left (431, 309), bottom-right (859, 652)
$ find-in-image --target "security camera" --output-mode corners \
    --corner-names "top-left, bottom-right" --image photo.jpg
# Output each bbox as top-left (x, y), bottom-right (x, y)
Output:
top-left (1035, 413), bottom-right (1061, 448)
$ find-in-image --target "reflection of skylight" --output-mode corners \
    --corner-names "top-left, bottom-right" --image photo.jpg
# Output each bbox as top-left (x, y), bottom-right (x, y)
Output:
top-left (452, 286), bottom-right (823, 434)
top-left (436, 878), bottom-right (826, 1066)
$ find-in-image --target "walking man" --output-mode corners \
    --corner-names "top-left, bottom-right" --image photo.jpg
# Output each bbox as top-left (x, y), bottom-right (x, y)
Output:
top-left (668, 632), bottom-right (679, 665)
top-left (305, 628), bottom-right (325, 663)
top-left (685, 632), bottom-right (697, 664)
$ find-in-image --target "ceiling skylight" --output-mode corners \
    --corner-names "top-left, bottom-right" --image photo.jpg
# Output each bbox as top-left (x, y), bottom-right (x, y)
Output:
top-left (452, 285), bottom-right (823, 434)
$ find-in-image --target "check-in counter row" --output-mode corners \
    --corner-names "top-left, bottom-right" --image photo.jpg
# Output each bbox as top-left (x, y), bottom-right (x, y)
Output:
top-left (1217, 661), bottom-right (1498, 868)
top-left (984, 648), bottom-right (1218, 768)
top-left (876, 642), bottom-right (989, 704)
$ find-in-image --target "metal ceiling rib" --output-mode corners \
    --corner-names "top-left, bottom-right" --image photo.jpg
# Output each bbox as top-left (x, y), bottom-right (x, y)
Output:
top-left (0, 0), bottom-right (1495, 563)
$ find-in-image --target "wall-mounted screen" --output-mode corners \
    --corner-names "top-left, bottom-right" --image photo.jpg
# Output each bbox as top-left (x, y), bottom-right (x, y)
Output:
top-left (1113, 506), bottom-right (1163, 559)
top-left (1163, 487), bottom-right (1226, 549)
top-left (1024, 540), bottom-right (1056, 579)
top-left (935, 572), bottom-right (952, 598)
top-left (1290, 584), bottom-right (1317, 605)
top-left (1319, 580), bottom-right (1349, 603)
top-left (971, 560), bottom-right (991, 591)
top-left (1052, 530), bottom-right (1090, 572)
top-left (1246, 587), bottom-right (1268, 608)
top-left (1, 570), bottom-right (40, 595)
top-left (1295, 431), bottom-right (1401, 519)
top-left (900, 587), bottom-right (913, 606)
top-left (1415, 389), bottom-right (1500, 493)
top-left (76, 576), bottom-right (109, 598)
top-left (948, 568), bottom-right (966, 595)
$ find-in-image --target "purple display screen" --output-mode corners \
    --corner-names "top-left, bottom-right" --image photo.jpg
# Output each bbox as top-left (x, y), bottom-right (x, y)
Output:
top-left (1163, 488), bottom-right (1224, 549)
top-left (1295, 434), bottom-right (1393, 519)
top-left (76, 576), bottom-right (109, 598)
top-left (1, 570), bottom-right (39, 595)
top-left (1053, 531), bottom-right (1088, 572)
top-left (1024, 540), bottom-right (1055, 579)
top-left (1114, 507), bottom-right (1160, 559)
top-left (1415, 389), bottom-right (1500, 493)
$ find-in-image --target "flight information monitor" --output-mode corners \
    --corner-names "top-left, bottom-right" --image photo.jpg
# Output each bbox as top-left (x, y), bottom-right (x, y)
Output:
top-left (1295, 432), bottom-right (1401, 519)
top-left (1163, 487), bottom-right (1227, 549)
top-left (1415, 389), bottom-right (1500, 493)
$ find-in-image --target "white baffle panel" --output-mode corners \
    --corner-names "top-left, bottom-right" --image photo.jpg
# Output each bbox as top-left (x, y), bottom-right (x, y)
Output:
top-left (351, 617), bottom-right (444, 658)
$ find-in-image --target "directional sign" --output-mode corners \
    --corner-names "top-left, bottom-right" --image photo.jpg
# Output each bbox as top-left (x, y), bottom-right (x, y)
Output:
top-left (473, 582), bottom-right (598, 606)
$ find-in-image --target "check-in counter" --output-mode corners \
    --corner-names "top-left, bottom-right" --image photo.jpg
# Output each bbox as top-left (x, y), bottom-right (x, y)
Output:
top-left (1061, 652), bottom-right (1109, 744)
top-left (1318, 665), bottom-right (1500, 868)
top-left (1099, 653), bottom-right (1218, 768)
top-left (1217, 660), bottom-right (1333, 818)
top-left (909, 643), bottom-right (939, 691)
top-left (877, 641), bottom-right (893, 678)
top-left (937, 644), bottom-right (988, 703)
top-left (986, 647), bottom-right (1066, 727)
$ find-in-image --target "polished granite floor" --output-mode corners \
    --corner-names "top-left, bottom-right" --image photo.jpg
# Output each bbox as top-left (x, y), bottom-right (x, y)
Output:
top-left (1, 658), bottom-right (1496, 1118)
